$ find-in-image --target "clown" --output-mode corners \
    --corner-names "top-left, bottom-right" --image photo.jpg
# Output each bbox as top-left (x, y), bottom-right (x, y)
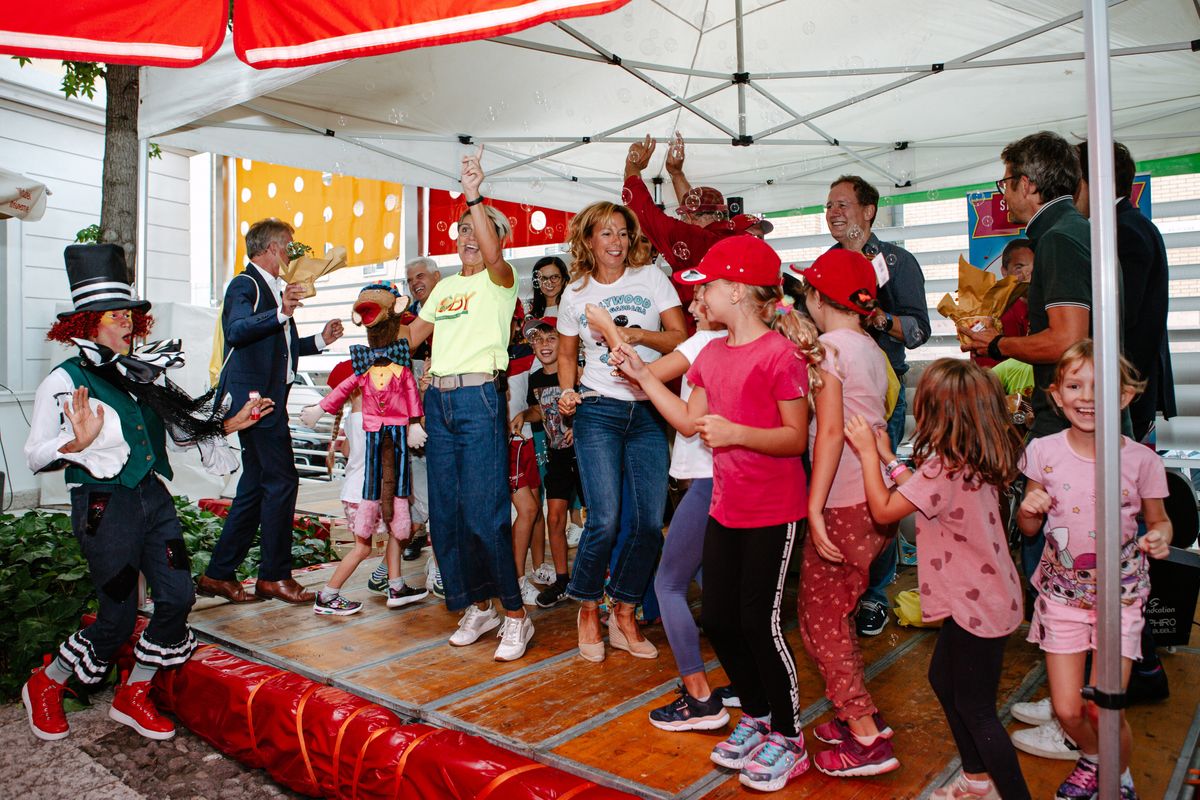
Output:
top-left (22, 244), bottom-right (271, 742)
top-left (300, 281), bottom-right (426, 615)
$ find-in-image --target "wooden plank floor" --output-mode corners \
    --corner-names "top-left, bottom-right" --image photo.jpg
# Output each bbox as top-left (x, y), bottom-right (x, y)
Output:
top-left (187, 486), bottom-right (1200, 798)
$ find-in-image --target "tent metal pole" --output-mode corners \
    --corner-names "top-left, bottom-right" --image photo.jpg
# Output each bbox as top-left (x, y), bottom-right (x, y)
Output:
top-left (735, 0), bottom-right (746, 139)
top-left (491, 36), bottom-right (730, 79)
top-left (135, 137), bottom-right (149, 303)
top-left (1083, 1), bottom-right (1122, 798)
top-left (554, 23), bottom-right (739, 138)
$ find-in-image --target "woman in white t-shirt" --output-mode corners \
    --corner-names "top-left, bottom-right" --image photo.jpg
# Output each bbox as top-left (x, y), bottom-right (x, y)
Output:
top-left (556, 201), bottom-right (687, 662)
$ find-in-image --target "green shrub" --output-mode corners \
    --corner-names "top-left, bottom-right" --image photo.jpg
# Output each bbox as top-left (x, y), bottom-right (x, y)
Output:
top-left (0, 498), bottom-right (335, 700)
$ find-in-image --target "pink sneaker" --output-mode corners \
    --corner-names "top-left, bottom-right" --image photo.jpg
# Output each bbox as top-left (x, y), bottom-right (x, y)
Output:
top-left (812, 712), bottom-right (894, 745)
top-left (814, 734), bottom-right (900, 777)
top-left (738, 731), bottom-right (810, 792)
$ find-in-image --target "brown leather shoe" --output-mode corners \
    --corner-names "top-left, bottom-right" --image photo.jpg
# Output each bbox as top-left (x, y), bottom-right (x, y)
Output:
top-left (196, 574), bottom-right (259, 604)
top-left (255, 578), bottom-right (316, 604)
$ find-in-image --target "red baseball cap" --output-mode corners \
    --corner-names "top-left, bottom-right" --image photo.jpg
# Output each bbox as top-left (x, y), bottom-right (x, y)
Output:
top-left (675, 186), bottom-right (727, 216)
top-left (327, 359), bottom-right (354, 388)
top-left (521, 315), bottom-right (557, 339)
top-left (790, 249), bottom-right (877, 315)
top-left (674, 235), bottom-right (781, 286)
top-left (731, 214), bottom-right (775, 236)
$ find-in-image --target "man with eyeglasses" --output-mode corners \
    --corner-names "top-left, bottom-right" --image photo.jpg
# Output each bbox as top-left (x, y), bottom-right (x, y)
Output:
top-left (822, 174), bottom-right (931, 638)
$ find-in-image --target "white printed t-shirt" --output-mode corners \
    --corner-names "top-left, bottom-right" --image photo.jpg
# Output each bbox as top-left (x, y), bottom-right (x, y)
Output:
top-left (557, 265), bottom-right (681, 401)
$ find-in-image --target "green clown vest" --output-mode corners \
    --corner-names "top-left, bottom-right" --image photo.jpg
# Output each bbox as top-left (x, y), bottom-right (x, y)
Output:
top-left (56, 357), bottom-right (173, 488)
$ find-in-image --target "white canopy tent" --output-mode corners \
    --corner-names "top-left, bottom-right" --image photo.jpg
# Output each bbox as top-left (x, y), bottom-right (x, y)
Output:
top-left (139, 0), bottom-right (1200, 215)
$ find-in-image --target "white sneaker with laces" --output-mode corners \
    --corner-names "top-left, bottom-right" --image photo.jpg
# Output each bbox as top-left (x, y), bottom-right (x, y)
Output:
top-left (1011, 718), bottom-right (1080, 761)
top-left (1011, 696), bottom-right (1054, 726)
top-left (531, 562), bottom-right (557, 585)
top-left (425, 558), bottom-right (444, 598)
top-left (566, 523), bottom-right (583, 548)
top-left (494, 614), bottom-right (534, 661)
top-left (449, 604), bottom-right (501, 646)
top-left (519, 575), bottom-right (540, 606)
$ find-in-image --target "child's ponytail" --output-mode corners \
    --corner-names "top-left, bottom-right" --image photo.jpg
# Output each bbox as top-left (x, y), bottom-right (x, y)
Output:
top-left (747, 285), bottom-right (825, 403)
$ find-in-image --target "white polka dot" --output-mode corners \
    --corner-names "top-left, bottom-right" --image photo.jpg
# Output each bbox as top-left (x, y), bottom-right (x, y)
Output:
top-left (323, 206), bottom-right (333, 222)
top-left (267, 182), bottom-right (277, 199)
top-left (354, 237), bottom-right (364, 254)
top-left (530, 210), bottom-right (547, 231)
top-left (353, 200), bottom-right (365, 217)
top-left (322, 172), bottom-right (333, 186)
top-left (385, 194), bottom-right (398, 211)
top-left (384, 232), bottom-right (395, 249)
top-left (448, 190), bottom-right (462, 200)
top-left (325, 242), bottom-right (333, 253)
top-left (241, 158), bottom-right (252, 171)
top-left (293, 176), bottom-right (304, 192)
top-left (449, 222), bottom-right (459, 240)
top-left (240, 220), bottom-right (250, 235)
top-left (240, 187), bottom-right (251, 203)
top-left (293, 211), bottom-right (304, 228)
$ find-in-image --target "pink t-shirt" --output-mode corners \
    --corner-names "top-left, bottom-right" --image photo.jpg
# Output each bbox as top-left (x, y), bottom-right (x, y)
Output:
top-left (808, 328), bottom-right (890, 509)
top-left (898, 456), bottom-right (1023, 637)
top-left (687, 330), bottom-right (810, 528)
top-left (1022, 432), bottom-right (1168, 612)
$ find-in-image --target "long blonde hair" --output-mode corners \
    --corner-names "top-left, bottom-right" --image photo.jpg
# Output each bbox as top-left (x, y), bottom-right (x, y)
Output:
top-left (743, 284), bottom-right (825, 405)
top-left (567, 202), bottom-right (652, 289)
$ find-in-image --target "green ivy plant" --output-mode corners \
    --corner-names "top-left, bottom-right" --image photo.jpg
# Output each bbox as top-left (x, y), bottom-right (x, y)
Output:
top-left (0, 499), bottom-right (335, 700)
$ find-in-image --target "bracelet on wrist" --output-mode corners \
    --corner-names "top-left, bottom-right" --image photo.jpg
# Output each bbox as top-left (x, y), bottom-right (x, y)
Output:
top-left (465, 195), bottom-right (485, 207)
top-left (987, 335), bottom-right (1005, 361)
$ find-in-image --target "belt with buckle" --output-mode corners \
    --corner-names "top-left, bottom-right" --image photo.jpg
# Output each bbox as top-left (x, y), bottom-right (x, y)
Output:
top-left (428, 372), bottom-right (497, 390)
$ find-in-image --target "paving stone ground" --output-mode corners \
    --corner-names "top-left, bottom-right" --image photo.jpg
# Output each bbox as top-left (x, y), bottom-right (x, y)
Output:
top-left (0, 688), bottom-right (305, 800)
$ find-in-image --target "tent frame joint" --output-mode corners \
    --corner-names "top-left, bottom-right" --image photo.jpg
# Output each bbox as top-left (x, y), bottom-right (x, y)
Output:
top-left (458, 134), bottom-right (473, 145)
top-left (1191, 38), bottom-right (1199, 51)
top-left (733, 71), bottom-right (750, 84)
top-left (932, 62), bottom-right (945, 72)
top-left (732, 135), bottom-right (754, 147)
top-left (895, 141), bottom-right (910, 150)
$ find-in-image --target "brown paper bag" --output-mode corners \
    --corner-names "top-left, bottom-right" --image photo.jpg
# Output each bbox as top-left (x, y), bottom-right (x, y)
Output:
top-left (938, 256), bottom-right (1025, 346)
top-left (283, 246), bottom-right (349, 298)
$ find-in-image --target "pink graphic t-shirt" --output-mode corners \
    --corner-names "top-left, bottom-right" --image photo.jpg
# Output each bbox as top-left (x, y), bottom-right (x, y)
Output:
top-left (1022, 432), bottom-right (1168, 611)
top-left (898, 456), bottom-right (1023, 637)
top-left (687, 330), bottom-right (809, 528)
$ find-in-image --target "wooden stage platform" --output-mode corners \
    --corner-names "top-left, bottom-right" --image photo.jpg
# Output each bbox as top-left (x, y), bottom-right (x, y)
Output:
top-left (188, 485), bottom-right (1200, 798)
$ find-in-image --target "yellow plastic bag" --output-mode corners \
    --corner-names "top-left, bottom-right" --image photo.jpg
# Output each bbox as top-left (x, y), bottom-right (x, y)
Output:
top-left (893, 589), bottom-right (942, 628)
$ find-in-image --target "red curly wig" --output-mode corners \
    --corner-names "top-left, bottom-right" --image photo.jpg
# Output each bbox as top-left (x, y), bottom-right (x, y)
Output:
top-left (46, 309), bottom-right (154, 345)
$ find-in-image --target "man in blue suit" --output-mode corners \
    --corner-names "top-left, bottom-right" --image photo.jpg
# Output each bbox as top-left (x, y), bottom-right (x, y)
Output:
top-left (198, 218), bottom-right (344, 603)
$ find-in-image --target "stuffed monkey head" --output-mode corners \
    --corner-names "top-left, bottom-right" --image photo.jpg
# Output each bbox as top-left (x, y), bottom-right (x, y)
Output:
top-left (351, 282), bottom-right (411, 348)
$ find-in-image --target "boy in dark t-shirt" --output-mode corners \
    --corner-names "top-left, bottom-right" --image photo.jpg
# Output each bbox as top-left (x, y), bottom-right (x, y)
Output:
top-left (514, 318), bottom-right (581, 606)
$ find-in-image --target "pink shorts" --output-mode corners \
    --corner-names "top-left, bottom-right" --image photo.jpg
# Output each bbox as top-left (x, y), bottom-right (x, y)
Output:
top-left (1027, 594), bottom-right (1144, 659)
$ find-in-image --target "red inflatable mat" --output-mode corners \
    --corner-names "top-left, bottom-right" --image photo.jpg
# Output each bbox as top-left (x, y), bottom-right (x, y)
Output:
top-left (153, 645), bottom-right (633, 800)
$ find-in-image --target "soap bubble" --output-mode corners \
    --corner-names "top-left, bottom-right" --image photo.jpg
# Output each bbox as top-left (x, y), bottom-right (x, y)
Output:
top-left (621, 187), bottom-right (633, 205)
top-left (672, 242), bottom-right (691, 260)
top-left (982, 215), bottom-right (994, 227)
top-left (436, 221), bottom-right (447, 232)
top-left (803, 21), bottom-right (816, 35)
top-left (323, 171), bottom-right (334, 186)
top-left (886, 253), bottom-right (897, 266)
top-left (530, 178), bottom-right (544, 193)
top-left (847, 224), bottom-right (864, 241)
top-left (664, 38), bottom-right (678, 53)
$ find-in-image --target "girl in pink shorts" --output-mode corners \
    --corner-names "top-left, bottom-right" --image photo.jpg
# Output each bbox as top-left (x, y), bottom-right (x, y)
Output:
top-left (1017, 341), bottom-right (1171, 800)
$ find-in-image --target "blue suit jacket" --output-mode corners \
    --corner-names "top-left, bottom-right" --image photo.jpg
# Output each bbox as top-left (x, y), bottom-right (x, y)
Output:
top-left (217, 265), bottom-right (319, 429)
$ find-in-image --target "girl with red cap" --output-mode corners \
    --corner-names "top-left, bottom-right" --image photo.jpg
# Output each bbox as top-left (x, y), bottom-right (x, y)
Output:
top-left (613, 234), bottom-right (820, 793)
top-left (793, 249), bottom-right (900, 778)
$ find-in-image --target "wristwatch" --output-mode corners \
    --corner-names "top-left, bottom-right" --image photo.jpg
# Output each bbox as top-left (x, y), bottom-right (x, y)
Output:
top-left (987, 335), bottom-right (1005, 361)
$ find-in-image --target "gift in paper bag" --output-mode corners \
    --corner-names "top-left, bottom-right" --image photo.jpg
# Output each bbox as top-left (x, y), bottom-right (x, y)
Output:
top-left (283, 246), bottom-right (349, 298)
top-left (938, 256), bottom-right (1026, 347)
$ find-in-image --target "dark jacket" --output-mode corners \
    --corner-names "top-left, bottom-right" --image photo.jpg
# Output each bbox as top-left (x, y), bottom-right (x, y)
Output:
top-left (217, 265), bottom-right (319, 429)
top-left (1117, 196), bottom-right (1176, 438)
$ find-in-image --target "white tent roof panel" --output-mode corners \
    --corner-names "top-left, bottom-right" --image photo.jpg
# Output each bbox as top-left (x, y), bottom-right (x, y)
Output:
top-left (141, 0), bottom-right (1200, 213)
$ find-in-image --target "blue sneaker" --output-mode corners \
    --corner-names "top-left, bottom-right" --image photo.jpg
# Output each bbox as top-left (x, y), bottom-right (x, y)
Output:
top-left (711, 715), bottom-right (771, 769)
top-left (739, 731), bottom-right (810, 792)
top-left (713, 685), bottom-right (741, 708)
top-left (648, 686), bottom-right (730, 732)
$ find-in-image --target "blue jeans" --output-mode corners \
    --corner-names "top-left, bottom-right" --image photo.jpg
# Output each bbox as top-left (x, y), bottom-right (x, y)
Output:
top-left (610, 472), bottom-right (661, 620)
top-left (567, 390), bottom-right (669, 604)
top-left (862, 375), bottom-right (907, 608)
top-left (425, 382), bottom-right (522, 612)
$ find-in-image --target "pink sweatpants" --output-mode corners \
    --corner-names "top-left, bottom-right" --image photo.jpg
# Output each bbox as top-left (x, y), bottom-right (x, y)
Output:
top-left (799, 501), bottom-right (891, 721)
top-left (344, 498), bottom-right (412, 542)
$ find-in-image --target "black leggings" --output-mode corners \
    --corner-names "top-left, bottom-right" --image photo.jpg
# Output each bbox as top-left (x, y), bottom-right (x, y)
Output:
top-left (928, 617), bottom-right (1031, 800)
top-left (700, 517), bottom-right (801, 737)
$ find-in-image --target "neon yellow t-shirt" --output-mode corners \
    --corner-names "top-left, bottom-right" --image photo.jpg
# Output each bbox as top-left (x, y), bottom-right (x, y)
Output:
top-left (418, 268), bottom-right (517, 376)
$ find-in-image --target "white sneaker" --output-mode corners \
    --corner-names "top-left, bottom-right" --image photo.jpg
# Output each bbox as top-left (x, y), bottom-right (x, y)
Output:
top-left (519, 575), bottom-right (540, 606)
top-left (449, 604), bottom-right (500, 646)
top-left (531, 562), bottom-right (557, 585)
top-left (425, 558), bottom-right (444, 598)
top-left (566, 523), bottom-right (583, 548)
top-left (1011, 718), bottom-right (1080, 761)
top-left (494, 614), bottom-right (534, 661)
top-left (1011, 696), bottom-right (1054, 726)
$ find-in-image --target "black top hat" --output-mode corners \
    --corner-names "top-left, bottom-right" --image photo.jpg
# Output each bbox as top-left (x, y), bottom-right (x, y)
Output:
top-left (59, 244), bottom-right (151, 319)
